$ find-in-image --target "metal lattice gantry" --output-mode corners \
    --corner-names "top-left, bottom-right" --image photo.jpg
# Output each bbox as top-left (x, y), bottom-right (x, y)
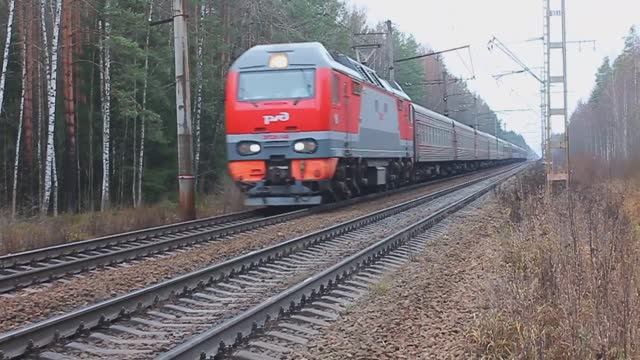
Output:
top-left (544, 0), bottom-right (569, 188)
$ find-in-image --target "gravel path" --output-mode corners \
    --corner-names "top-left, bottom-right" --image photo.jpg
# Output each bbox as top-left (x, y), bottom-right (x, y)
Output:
top-left (287, 194), bottom-right (509, 359)
top-left (0, 172), bottom-right (495, 333)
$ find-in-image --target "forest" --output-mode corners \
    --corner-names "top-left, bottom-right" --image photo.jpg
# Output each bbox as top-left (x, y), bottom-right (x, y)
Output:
top-left (569, 27), bottom-right (640, 181)
top-left (0, 0), bottom-right (532, 218)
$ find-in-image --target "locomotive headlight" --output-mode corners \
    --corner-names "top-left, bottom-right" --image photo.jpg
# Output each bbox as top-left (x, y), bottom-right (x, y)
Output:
top-left (293, 139), bottom-right (317, 153)
top-left (268, 53), bottom-right (288, 68)
top-left (237, 141), bottom-right (261, 155)
top-left (249, 143), bottom-right (261, 153)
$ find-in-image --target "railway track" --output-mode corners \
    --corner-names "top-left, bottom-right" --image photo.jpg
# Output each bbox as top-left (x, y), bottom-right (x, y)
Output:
top-left (0, 208), bottom-right (297, 294)
top-left (0, 162), bottom-right (526, 360)
top-left (224, 206), bottom-right (469, 360)
top-left (161, 164), bottom-right (526, 360)
top-left (0, 165), bottom-right (516, 294)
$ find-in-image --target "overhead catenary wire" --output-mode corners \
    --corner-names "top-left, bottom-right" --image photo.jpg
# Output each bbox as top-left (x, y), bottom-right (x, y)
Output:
top-left (454, 46), bottom-right (476, 79)
top-left (487, 35), bottom-right (543, 84)
top-left (395, 45), bottom-right (470, 63)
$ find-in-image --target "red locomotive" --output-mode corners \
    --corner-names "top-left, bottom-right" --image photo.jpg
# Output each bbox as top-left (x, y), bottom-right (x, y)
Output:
top-left (225, 42), bottom-right (527, 206)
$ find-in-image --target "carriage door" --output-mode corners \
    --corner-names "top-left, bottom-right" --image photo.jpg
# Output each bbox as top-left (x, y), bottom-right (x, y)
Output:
top-left (343, 80), bottom-right (351, 154)
top-left (452, 123), bottom-right (458, 161)
top-left (473, 128), bottom-right (477, 160)
top-left (331, 73), bottom-right (347, 155)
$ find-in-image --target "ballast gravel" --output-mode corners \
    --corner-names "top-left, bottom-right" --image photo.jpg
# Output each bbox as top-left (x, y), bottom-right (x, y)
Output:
top-left (287, 194), bottom-right (509, 359)
top-left (0, 168), bottom-right (503, 333)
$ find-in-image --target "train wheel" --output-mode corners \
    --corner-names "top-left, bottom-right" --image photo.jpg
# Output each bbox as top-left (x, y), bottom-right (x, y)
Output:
top-left (333, 180), bottom-right (352, 200)
top-left (388, 165), bottom-right (399, 190)
top-left (402, 160), bottom-right (413, 185)
top-left (357, 160), bottom-right (368, 187)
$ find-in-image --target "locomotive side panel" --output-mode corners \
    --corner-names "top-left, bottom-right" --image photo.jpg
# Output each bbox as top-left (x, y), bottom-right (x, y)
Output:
top-left (347, 86), bottom-right (404, 158)
top-left (328, 71), bottom-right (360, 145)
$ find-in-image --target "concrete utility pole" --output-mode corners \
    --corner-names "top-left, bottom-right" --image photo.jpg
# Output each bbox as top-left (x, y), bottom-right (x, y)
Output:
top-left (385, 20), bottom-right (395, 82)
top-left (442, 71), bottom-right (449, 117)
top-left (473, 96), bottom-right (478, 130)
top-left (352, 31), bottom-right (384, 71)
top-left (172, 0), bottom-right (196, 220)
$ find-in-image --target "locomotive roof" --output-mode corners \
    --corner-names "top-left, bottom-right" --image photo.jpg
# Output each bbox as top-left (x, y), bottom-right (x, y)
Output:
top-left (230, 42), bottom-right (411, 100)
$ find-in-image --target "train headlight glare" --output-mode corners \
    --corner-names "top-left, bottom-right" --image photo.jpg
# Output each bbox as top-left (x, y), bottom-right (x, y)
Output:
top-left (293, 139), bottom-right (317, 153)
top-left (237, 141), bottom-right (261, 155)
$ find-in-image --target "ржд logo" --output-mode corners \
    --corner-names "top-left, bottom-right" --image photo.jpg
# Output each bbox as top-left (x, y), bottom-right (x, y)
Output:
top-left (263, 112), bottom-right (289, 125)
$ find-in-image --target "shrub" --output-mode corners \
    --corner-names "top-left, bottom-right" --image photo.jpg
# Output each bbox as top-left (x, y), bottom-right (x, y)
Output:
top-left (473, 165), bottom-right (640, 359)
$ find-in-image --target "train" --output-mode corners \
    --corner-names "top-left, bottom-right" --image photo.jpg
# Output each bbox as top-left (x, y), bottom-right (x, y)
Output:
top-left (224, 42), bottom-right (528, 206)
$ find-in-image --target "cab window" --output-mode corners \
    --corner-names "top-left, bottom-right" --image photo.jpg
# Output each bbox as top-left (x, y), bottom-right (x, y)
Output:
top-left (238, 69), bottom-right (315, 101)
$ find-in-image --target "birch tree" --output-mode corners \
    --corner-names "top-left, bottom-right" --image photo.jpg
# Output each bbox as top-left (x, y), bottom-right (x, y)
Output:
top-left (11, 8), bottom-right (27, 218)
top-left (0, 0), bottom-right (16, 117)
top-left (132, 55), bottom-right (138, 205)
top-left (41, 0), bottom-right (63, 214)
top-left (99, 10), bottom-right (112, 211)
top-left (37, 54), bottom-right (44, 206)
top-left (192, 1), bottom-right (206, 185)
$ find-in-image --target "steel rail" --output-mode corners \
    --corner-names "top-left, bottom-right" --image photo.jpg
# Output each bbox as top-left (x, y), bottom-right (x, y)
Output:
top-left (0, 163), bottom-right (522, 359)
top-left (0, 163), bottom-right (520, 294)
top-left (157, 163), bottom-right (528, 360)
top-left (0, 209), bottom-right (306, 293)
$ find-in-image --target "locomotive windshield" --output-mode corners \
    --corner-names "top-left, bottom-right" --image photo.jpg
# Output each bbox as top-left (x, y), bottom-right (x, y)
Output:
top-left (238, 69), bottom-right (315, 101)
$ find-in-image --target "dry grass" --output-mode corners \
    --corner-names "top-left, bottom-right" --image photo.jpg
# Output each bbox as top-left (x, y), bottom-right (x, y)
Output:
top-left (471, 164), bottom-right (640, 360)
top-left (0, 178), bottom-right (247, 256)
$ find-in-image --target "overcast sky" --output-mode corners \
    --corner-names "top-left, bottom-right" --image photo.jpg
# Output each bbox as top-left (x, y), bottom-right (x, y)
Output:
top-left (346, 0), bottom-right (640, 156)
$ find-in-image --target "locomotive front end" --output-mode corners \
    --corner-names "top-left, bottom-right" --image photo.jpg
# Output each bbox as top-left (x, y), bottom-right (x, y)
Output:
top-left (225, 43), bottom-right (338, 206)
